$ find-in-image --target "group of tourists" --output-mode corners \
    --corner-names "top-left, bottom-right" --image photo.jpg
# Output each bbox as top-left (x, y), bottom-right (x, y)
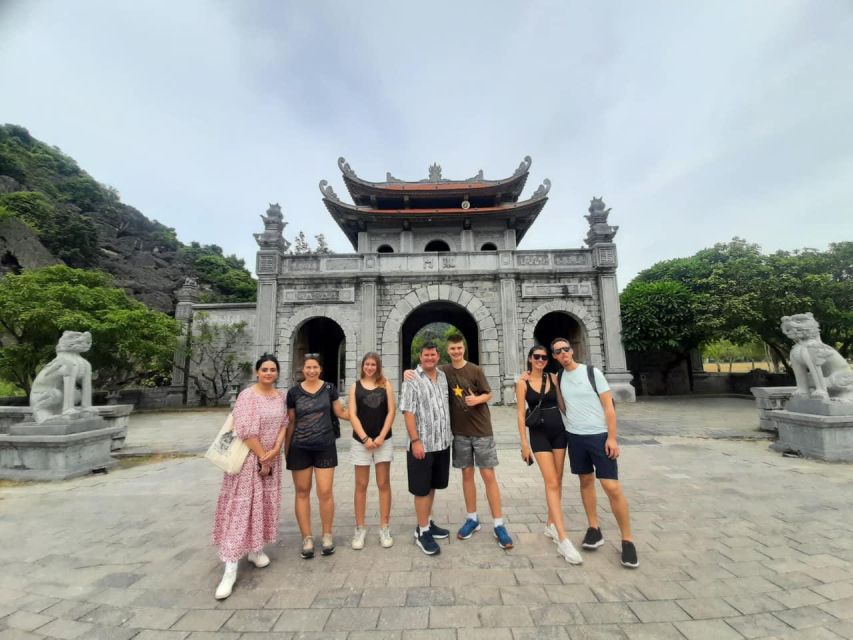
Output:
top-left (210, 335), bottom-right (638, 600)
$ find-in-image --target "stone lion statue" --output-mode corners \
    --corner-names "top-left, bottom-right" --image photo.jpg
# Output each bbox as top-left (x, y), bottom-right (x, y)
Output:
top-left (781, 313), bottom-right (853, 403)
top-left (30, 331), bottom-right (95, 423)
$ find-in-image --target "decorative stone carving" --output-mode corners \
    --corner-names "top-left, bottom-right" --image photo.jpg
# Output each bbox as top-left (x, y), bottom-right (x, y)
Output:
top-left (253, 203), bottom-right (290, 252)
top-left (554, 253), bottom-right (588, 266)
top-left (531, 178), bottom-right (551, 199)
top-left (584, 197), bottom-right (619, 246)
top-left (282, 288), bottom-right (355, 303)
top-left (522, 283), bottom-right (592, 298)
top-left (513, 155), bottom-right (533, 176)
top-left (338, 156), bottom-right (356, 177)
top-left (385, 172), bottom-right (403, 183)
top-left (175, 277), bottom-right (200, 303)
top-left (464, 170), bottom-right (484, 181)
top-left (516, 253), bottom-right (550, 266)
top-left (428, 163), bottom-right (442, 181)
top-left (325, 257), bottom-right (361, 270)
top-left (256, 253), bottom-right (279, 275)
top-left (782, 313), bottom-right (853, 408)
top-left (29, 331), bottom-right (95, 423)
top-left (318, 180), bottom-right (340, 202)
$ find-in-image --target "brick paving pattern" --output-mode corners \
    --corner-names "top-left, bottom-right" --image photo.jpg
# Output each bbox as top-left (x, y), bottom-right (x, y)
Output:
top-left (1, 397), bottom-right (852, 639)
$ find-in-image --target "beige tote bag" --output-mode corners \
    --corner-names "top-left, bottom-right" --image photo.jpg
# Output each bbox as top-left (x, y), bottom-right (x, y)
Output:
top-left (204, 413), bottom-right (250, 474)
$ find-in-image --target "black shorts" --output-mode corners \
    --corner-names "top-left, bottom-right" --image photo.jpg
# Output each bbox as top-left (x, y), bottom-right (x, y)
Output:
top-left (529, 422), bottom-right (568, 453)
top-left (286, 443), bottom-right (338, 471)
top-left (407, 446), bottom-right (450, 497)
top-left (567, 433), bottom-right (618, 480)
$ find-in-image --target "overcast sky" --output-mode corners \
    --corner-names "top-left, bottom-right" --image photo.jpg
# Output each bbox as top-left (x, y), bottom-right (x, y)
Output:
top-left (1, 0), bottom-right (851, 287)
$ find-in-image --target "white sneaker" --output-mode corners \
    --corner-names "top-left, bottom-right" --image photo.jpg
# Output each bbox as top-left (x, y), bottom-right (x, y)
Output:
top-left (544, 523), bottom-right (559, 544)
top-left (214, 564), bottom-right (237, 599)
top-left (247, 550), bottom-right (270, 568)
top-left (352, 527), bottom-right (367, 550)
top-left (557, 538), bottom-right (584, 565)
top-left (379, 526), bottom-right (394, 548)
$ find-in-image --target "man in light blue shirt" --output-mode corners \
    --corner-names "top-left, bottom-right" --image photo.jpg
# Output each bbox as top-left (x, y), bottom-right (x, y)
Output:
top-left (552, 337), bottom-right (638, 569)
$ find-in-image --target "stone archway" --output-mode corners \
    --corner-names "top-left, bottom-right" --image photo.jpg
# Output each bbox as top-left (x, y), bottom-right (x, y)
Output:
top-left (380, 285), bottom-right (498, 393)
top-left (401, 301), bottom-right (480, 370)
top-left (279, 307), bottom-right (358, 389)
top-left (522, 300), bottom-right (603, 369)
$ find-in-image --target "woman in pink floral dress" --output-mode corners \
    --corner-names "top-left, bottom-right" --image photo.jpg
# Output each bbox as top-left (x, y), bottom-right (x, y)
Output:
top-left (212, 354), bottom-right (288, 599)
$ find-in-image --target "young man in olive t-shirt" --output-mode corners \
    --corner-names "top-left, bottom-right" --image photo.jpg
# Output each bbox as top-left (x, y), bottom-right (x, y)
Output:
top-left (443, 334), bottom-right (513, 549)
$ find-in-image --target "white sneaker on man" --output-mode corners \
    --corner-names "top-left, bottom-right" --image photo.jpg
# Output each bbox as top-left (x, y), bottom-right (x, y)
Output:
top-left (352, 527), bottom-right (367, 550)
top-left (557, 538), bottom-right (584, 565)
top-left (215, 563), bottom-right (237, 599)
top-left (379, 526), bottom-right (394, 548)
top-left (247, 551), bottom-right (270, 568)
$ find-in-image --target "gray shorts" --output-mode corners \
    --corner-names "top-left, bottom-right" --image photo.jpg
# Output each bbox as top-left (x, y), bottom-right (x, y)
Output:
top-left (452, 435), bottom-right (498, 469)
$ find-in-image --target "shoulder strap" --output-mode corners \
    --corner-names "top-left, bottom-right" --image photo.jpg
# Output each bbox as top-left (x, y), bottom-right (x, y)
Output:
top-left (586, 365), bottom-right (599, 395)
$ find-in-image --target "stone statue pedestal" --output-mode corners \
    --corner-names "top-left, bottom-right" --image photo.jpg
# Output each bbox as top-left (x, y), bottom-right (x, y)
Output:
top-left (0, 405), bottom-right (133, 451)
top-left (769, 410), bottom-right (853, 462)
top-left (750, 387), bottom-right (797, 432)
top-left (787, 397), bottom-right (853, 417)
top-left (605, 371), bottom-right (637, 403)
top-left (0, 415), bottom-right (122, 481)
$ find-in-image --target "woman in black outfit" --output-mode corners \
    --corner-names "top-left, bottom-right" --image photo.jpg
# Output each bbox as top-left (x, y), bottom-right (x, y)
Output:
top-left (516, 345), bottom-right (582, 564)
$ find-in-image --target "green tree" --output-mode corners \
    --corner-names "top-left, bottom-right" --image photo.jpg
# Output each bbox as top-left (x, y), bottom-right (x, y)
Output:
top-left (183, 312), bottom-right (252, 405)
top-left (627, 239), bottom-right (853, 369)
top-left (0, 265), bottom-right (179, 393)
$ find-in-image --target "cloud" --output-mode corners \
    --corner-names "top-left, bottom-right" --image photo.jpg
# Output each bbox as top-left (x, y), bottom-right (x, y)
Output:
top-left (1, 0), bottom-right (851, 286)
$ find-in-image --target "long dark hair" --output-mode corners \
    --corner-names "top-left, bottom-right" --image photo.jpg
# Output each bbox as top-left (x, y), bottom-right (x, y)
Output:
top-left (526, 344), bottom-right (548, 372)
top-left (255, 353), bottom-right (280, 372)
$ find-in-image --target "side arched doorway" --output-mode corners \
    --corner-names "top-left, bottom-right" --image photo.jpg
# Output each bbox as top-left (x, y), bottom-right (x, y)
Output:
top-left (292, 317), bottom-right (346, 388)
top-left (533, 311), bottom-right (586, 373)
top-left (401, 302), bottom-right (479, 371)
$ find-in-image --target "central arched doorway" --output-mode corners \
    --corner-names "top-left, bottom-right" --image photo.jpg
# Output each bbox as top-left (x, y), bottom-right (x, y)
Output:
top-left (292, 317), bottom-right (346, 388)
top-left (533, 311), bottom-right (586, 373)
top-left (401, 302), bottom-right (479, 371)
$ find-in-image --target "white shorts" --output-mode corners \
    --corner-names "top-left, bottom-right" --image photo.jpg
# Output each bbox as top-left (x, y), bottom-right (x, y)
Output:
top-left (351, 438), bottom-right (394, 466)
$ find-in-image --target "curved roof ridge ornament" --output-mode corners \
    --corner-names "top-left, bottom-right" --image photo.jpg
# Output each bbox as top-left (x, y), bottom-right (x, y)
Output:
top-left (385, 172), bottom-right (404, 183)
top-left (464, 169), bottom-right (485, 181)
top-left (318, 180), bottom-right (340, 202)
top-left (428, 163), bottom-right (442, 181)
top-left (338, 157), bottom-right (356, 178)
top-left (531, 178), bottom-right (551, 199)
top-left (513, 155), bottom-right (533, 177)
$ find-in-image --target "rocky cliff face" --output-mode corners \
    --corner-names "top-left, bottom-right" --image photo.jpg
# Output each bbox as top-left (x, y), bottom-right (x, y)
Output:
top-left (0, 124), bottom-right (256, 313)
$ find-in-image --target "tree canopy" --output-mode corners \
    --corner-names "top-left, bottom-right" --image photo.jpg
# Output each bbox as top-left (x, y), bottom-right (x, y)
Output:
top-left (0, 265), bottom-right (179, 393)
top-left (621, 238), bottom-right (853, 369)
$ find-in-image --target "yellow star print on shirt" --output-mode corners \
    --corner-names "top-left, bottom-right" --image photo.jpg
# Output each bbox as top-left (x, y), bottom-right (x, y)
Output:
top-left (452, 384), bottom-right (464, 398)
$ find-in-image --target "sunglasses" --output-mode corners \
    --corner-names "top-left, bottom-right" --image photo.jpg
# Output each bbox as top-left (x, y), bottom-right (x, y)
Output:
top-left (552, 346), bottom-right (572, 354)
top-left (303, 353), bottom-right (320, 360)
top-left (531, 354), bottom-right (548, 361)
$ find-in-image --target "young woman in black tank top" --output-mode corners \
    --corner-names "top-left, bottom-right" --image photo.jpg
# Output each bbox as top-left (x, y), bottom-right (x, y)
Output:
top-left (348, 352), bottom-right (396, 550)
top-left (515, 345), bottom-right (583, 564)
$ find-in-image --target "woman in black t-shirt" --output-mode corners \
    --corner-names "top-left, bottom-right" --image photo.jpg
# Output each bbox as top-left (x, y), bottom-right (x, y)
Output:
top-left (348, 352), bottom-right (396, 550)
top-left (285, 354), bottom-right (349, 560)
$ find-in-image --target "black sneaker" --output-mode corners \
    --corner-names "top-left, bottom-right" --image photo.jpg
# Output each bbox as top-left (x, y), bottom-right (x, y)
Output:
top-left (621, 540), bottom-right (639, 568)
top-left (429, 520), bottom-right (450, 539)
top-left (582, 527), bottom-right (605, 550)
top-left (414, 528), bottom-right (441, 555)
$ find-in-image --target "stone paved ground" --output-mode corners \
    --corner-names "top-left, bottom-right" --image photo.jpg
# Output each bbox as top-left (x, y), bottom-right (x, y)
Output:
top-left (2, 398), bottom-right (853, 639)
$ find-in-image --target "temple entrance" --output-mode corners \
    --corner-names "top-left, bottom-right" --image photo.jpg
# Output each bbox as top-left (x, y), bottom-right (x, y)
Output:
top-left (292, 317), bottom-right (346, 388)
top-left (401, 302), bottom-right (479, 371)
top-left (533, 312), bottom-right (586, 373)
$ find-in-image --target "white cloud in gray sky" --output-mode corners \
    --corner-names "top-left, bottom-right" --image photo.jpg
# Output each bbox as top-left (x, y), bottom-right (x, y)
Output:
top-left (1, 0), bottom-right (851, 287)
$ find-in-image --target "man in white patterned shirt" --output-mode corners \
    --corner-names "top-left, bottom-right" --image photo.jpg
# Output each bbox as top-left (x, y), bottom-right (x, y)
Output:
top-left (399, 342), bottom-right (452, 555)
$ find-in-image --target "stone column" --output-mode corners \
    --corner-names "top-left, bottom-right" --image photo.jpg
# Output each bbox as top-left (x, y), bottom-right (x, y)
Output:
top-left (255, 272), bottom-right (278, 357)
top-left (357, 231), bottom-right (370, 253)
top-left (594, 244), bottom-right (635, 402)
top-left (498, 276), bottom-right (521, 404)
top-left (460, 229), bottom-right (475, 252)
top-left (400, 229), bottom-right (414, 253)
top-left (503, 228), bottom-right (517, 250)
top-left (170, 278), bottom-right (200, 405)
top-left (360, 277), bottom-right (377, 354)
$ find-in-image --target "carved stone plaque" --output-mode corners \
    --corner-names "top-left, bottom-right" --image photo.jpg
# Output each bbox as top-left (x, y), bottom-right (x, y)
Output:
top-left (256, 253), bottom-right (279, 275)
top-left (554, 253), bottom-right (589, 266)
top-left (516, 253), bottom-right (550, 267)
top-left (441, 256), bottom-right (456, 268)
top-left (599, 248), bottom-right (616, 264)
top-left (289, 259), bottom-right (320, 272)
top-left (521, 283), bottom-right (592, 298)
top-left (423, 257), bottom-right (435, 269)
top-left (325, 257), bottom-right (361, 270)
top-left (282, 288), bottom-right (355, 303)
